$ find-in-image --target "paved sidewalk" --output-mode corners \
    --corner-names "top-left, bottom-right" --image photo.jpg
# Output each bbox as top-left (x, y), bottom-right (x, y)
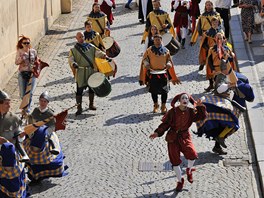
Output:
top-left (230, 7), bottom-right (264, 194)
top-left (2, 0), bottom-right (264, 197)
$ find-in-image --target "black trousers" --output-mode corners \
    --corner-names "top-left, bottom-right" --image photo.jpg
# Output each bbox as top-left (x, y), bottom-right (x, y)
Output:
top-left (215, 8), bottom-right (230, 39)
top-left (76, 84), bottom-right (94, 96)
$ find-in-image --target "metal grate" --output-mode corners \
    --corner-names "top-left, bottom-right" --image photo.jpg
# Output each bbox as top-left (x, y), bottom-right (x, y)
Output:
top-left (223, 159), bottom-right (249, 167)
top-left (138, 161), bottom-right (172, 171)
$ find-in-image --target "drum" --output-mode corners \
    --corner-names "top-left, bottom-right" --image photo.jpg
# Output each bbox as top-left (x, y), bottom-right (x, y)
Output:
top-left (95, 58), bottom-right (117, 77)
top-left (103, 37), bottom-right (121, 58)
top-left (87, 72), bottom-right (111, 97)
top-left (162, 33), bottom-right (180, 56)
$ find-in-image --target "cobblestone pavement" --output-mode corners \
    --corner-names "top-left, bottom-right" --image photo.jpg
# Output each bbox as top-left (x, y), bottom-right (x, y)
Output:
top-left (4, 0), bottom-right (263, 197)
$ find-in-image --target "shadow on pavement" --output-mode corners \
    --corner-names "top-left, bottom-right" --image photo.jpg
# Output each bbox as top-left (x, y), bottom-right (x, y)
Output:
top-left (104, 112), bottom-right (159, 126)
top-left (45, 76), bottom-right (74, 87)
top-left (109, 87), bottom-right (147, 101)
top-left (28, 179), bottom-right (57, 196)
top-left (196, 151), bottom-right (224, 166)
top-left (110, 75), bottom-right (138, 84)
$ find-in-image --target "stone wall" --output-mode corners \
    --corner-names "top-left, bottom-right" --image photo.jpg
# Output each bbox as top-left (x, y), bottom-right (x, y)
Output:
top-left (0, 0), bottom-right (61, 89)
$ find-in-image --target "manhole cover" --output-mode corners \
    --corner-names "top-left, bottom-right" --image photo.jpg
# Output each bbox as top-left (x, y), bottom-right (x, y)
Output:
top-left (138, 161), bottom-right (172, 171)
top-left (223, 159), bottom-right (249, 167)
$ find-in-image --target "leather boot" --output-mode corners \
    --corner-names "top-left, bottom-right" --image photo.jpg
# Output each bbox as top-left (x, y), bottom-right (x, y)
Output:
top-left (161, 103), bottom-right (167, 114)
top-left (153, 103), bottom-right (159, 113)
top-left (75, 95), bottom-right (82, 116)
top-left (89, 93), bottom-right (97, 110)
top-left (204, 79), bottom-right (214, 92)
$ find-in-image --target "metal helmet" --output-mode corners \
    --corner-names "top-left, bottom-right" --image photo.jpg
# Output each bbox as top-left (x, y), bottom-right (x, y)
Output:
top-left (39, 91), bottom-right (50, 102)
top-left (0, 90), bottom-right (10, 102)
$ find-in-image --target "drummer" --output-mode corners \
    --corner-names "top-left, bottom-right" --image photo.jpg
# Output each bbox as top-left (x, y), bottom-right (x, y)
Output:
top-left (68, 32), bottom-right (106, 116)
top-left (87, 2), bottom-right (110, 38)
top-left (141, 34), bottom-right (180, 114)
top-left (142, 0), bottom-right (176, 43)
top-left (84, 20), bottom-right (105, 51)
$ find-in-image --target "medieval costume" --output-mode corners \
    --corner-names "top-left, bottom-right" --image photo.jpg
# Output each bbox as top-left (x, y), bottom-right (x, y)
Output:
top-left (28, 91), bottom-right (60, 155)
top-left (195, 72), bottom-right (254, 155)
top-left (87, 9), bottom-right (110, 37)
top-left (189, 0), bottom-right (201, 33)
top-left (84, 30), bottom-right (105, 51)
top-left (99, 0), bottom-right (116, 25)
top-left (138, 0), bottom-right (153, 23)
top-left (140, 35), bottom-right (180, 113)
top-left (23, 126), bottom-right (68, 184)
top-left (142, 0), bottom-right (176, 41)
top-left (0, 90), bottom-right (29, 162)
top-left (0, 142), bottom-right (28, 198)
top-left (206, 33), bottom-right (238, 92)
top-left (197, 16), bottom-right (223, 72)
top-left (149, 93), bottom-right (207, 191)
top-left (69, 34), bottom-right (106, 115)
top-left (190, 6), bottom-right (221, 68)
top-left (171, 0), bottom-right (191, 48)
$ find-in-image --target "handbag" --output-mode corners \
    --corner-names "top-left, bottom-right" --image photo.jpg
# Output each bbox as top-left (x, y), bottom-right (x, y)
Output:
top-left (254, 12), bottom-right (264, 24)
top-left (20, 71), bottom-right (32, 80)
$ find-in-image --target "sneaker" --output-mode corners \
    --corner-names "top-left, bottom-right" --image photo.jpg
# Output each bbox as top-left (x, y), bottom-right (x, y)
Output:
top-left (186, 168), bottom-right (195, 183)
top-left (212, 146), bottom-right (227, 155)
top-left (176, 178), bottom-right (184, 192)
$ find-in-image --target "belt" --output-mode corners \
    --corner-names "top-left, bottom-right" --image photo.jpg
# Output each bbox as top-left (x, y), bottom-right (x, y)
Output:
top-left (215, 7), bottom-right (229, 10)
top-left (174, 129), bottom-right (188, 133)
top-left (150, 70), bottom-right (167, 74)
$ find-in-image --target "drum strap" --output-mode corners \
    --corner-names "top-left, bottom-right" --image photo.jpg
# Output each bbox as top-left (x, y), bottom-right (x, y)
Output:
top-left (74, 44), bottom-right (94, 68)
top-left (156, 16), bottom-right (165, 30)
top-left (95, 19), bottom-right (105, 33)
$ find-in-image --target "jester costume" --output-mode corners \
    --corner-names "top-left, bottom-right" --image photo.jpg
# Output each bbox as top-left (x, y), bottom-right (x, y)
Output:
top-left (23, 126), bottom-right (68, 182)
top-left (152, 93), bottom-right (207, 191)
top-left (0, 142), bottom-right (28, 198)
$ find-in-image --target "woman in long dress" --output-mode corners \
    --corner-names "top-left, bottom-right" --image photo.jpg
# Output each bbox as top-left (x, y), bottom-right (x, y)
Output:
top-left (239, 0), bottom-right (255, 43)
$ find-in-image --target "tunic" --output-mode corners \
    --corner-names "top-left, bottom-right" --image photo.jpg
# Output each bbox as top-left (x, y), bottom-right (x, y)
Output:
top-left (142, 9), bottom-right (176, 41)
top-left (84, 30), bottom-right (105, 50)
top-left (68, 43), bottom-right (105, 88)
top-left (87, 11), bottom-right (109, 35)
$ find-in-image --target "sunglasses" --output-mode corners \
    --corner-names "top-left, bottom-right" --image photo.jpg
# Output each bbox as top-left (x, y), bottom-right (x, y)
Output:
top-left (22, 42), bottom-right (30, 45)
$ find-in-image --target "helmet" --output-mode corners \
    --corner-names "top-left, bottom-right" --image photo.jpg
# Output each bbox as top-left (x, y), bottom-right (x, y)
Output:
top-left (0, 90), bottom-right (10, 102)
top-left (39, 91), bottom-right (50, 102)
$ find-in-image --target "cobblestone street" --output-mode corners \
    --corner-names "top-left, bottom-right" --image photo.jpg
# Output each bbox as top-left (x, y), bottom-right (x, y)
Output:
top-left (4, 0), bottom-right (263, 197)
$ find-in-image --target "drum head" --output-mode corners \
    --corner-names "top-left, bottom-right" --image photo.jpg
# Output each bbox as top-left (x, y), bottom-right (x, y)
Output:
top-left (162, 33), bottom-right (173, 46)
top-left (88, 72), bottom-right (106, 88)
top-left (103, 37), bottom-right (114, 50)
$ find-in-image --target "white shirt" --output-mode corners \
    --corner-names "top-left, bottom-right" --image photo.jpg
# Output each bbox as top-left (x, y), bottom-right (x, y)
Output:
top-left (215, 0), bottom-right (231, 9)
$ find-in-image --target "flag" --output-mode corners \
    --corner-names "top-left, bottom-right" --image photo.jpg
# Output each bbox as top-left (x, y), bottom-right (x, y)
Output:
top-left (55, 110), bottom-right (68, 131)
